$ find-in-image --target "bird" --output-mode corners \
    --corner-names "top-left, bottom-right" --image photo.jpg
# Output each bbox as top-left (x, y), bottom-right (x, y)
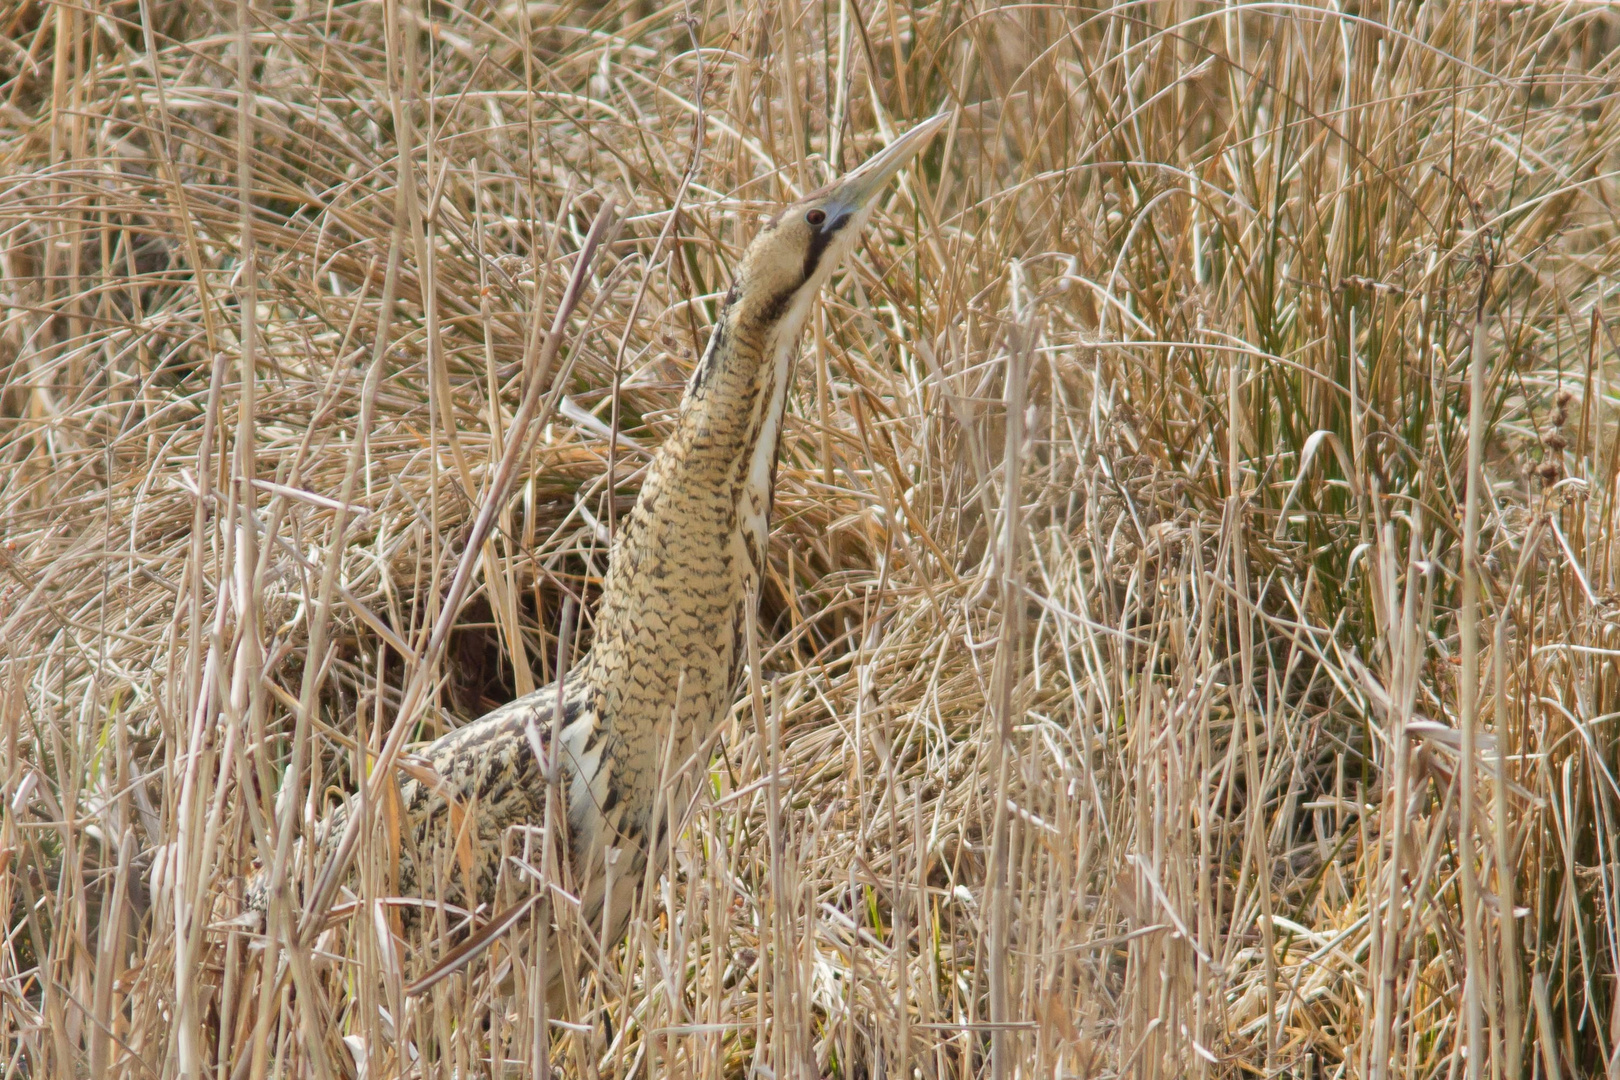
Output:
top-left (247, 113), bottom-right (949, 969)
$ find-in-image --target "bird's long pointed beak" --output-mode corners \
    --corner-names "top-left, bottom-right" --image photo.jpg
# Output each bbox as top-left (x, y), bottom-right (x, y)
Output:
top-left (823, 112), bottom-right (950, 221)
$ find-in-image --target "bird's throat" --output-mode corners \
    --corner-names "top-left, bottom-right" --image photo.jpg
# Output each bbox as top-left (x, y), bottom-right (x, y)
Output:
top-left (578, 304), bottom-right (797, 806)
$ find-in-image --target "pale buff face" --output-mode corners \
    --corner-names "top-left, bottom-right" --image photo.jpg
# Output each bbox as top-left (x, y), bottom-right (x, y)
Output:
top-left (727, 191), bottom-right (877, 342)
top-left (723, 114), bottom-right (949, 344)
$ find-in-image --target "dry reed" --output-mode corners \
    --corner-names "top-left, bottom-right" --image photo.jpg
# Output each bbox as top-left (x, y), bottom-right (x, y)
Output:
top-left (4, 1), bottom-right (1620, 1077)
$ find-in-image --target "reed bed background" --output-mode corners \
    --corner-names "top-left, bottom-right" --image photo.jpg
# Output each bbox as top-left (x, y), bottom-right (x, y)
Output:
top-left (4, 0), bottom-right (1620, 1076)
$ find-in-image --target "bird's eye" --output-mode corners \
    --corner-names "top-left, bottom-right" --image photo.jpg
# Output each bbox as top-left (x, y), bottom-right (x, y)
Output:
top-left (805, 208), bottom-right (826, 227)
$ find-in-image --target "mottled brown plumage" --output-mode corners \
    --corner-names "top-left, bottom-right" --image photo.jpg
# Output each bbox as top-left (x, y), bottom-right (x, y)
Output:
top-left (249, 116), bottom-right (947, 955)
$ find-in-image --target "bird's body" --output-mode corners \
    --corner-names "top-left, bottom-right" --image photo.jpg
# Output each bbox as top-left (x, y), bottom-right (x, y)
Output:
top-left (249, 115), bottom-right (946, 958)
top-left (355, 265), bottom-right (809, 932)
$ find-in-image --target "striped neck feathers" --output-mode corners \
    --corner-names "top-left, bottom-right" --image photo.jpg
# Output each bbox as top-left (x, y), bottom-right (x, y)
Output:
top-left (587, 279), bottom-right (817, 639)
top-left (573, 281), bottom-right (813, 744)
top-left (663, 278), bottom-right (814, 560)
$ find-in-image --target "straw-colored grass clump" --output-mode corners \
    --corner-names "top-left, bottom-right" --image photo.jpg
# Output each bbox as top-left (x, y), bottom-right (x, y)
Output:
top-left (5, 2), bottom-right (1620, 1077)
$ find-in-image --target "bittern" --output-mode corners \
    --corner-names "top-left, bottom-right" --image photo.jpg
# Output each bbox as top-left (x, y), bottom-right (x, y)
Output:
top-left (249, 114), bottom-right (947, 963)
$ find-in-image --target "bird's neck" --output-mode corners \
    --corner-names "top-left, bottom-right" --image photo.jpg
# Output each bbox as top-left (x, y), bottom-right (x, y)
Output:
top-left (579, 299), bottom-right (800, 774)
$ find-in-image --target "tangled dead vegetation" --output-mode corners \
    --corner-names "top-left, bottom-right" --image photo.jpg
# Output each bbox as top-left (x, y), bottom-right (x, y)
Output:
top-left (6, 2), bottom-right (1620, 1077)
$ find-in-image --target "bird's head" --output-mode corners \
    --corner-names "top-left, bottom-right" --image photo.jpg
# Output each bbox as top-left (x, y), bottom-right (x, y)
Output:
top-left (724, 113), bottom-right (948, 345)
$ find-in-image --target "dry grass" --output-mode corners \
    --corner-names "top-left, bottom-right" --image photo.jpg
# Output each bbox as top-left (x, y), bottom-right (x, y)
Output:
top-left (5, 1), bottom-right (1620, 1076)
